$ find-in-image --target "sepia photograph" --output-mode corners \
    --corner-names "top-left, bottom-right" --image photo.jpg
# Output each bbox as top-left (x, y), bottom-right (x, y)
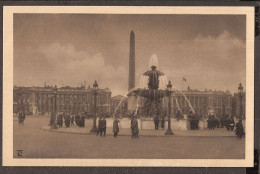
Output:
top-left (2, 6), bottom-right (254, 167)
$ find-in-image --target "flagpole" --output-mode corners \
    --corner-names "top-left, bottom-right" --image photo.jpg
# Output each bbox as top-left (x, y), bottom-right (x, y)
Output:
top-left (182, 79), bottom-right (183, 91)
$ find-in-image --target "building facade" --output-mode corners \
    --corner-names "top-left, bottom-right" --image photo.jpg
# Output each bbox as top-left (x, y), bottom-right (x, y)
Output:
top-left (13, 85), bottom-right (112, 115)
top-left (128, 89), bottom-right (233, 118)
top-left (166, 89), bottom-right (232, 118)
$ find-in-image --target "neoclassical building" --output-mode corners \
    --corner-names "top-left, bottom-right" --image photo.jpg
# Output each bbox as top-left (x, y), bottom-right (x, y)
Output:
top-left (128, 88), bottom-right (232, 118)
top-left (13, 85), bottom-right (112, 115)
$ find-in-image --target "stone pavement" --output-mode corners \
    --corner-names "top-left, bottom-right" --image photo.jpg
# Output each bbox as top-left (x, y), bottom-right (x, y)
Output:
top-left (42, 126), bottom-right (237, 137)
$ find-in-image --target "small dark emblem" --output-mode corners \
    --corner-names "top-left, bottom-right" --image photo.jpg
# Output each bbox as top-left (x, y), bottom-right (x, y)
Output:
top-left (17, 150), bottom-right (23, 157)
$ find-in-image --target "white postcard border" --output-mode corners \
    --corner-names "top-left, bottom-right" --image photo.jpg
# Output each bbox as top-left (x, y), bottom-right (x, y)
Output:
top-left (2, 6), bottom-right (254, 167)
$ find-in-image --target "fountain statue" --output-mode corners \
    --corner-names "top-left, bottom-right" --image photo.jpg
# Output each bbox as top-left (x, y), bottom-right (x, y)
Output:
top-left (127, 55), bottom-right (169, 117)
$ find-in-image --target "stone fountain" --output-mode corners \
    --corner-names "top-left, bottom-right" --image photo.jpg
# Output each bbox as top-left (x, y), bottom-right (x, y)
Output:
top-left (127, 55), bottom-right (168, 118)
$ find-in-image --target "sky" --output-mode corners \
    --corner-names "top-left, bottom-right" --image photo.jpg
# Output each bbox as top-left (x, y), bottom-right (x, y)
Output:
top-left (14, 14), bottom-right (246, 96)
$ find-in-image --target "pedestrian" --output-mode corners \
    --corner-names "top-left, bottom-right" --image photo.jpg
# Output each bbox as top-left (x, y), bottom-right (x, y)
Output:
top-left (230, 118), bottom-right (235, 131)
top-left (154, 115), bottom-right (159, 130)
top-left (57, 114), bottom-right (63, 128)
top-left (75, 114), bottom-right (80, 126)
top-left (226, 118), bottom-right (231, 131)
top-left (235, 119), bottom-right (244, 139)
top-left (113, 117), bottom-right (120, 137)
top-left (65, 114), bottom-right (70, 128)
top-left (81, 114), bottom-right (85, 127)
top-left (161, 116), bottom-right (165, 129)
top-left (195, 115), bottom-right (199, 130)
top-left (97, 117), bottom-right (102, 136)
top-left (21, 112), bottom-right (26, 125)
top-left (207, 116), bottom-right (210, 130)
top-left (102, 117), bottom-right (107, 137)
top-left (18, 112), bottom-right (22, 125)
top-left (131, 116), bottom-right (139, 138)
top-left (71, 115), bottom-right (75, 126)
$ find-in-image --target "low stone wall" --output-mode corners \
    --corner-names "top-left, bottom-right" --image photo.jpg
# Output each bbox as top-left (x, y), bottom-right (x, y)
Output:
top-left (94, 118), bottom-right (209, 130)
top-left (199, 120), bottom-right (208, 130)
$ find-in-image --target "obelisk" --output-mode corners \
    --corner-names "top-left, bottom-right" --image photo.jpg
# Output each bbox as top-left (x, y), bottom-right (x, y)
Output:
top-left (128, 30), bottom-right (135, 91)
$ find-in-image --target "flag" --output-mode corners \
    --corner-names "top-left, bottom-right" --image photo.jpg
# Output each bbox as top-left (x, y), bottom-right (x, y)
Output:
top-left (183, 77), bottom-right (186, 82)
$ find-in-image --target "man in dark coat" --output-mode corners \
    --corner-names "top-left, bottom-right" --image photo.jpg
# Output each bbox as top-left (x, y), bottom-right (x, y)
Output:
top-left (113, 117), bottom-right (120, 137)
top-left (18, 112), bottom-right (23, 125)
top-left (101, 117), bottom-right (107, 137)
top-left (57, 114), bottom-right (63, 128)
top-left (226, 118), bottom-right (231, 131)
top-left (97, 117), bottom-right (102, 136)
top-left (161, 116), bottom-right (165, 129)
top-left (235, 119), bottom-right (244, 139)
top-left (21, 112), bottom-right (26, 125)
top-left (70, 115), bottom-right (75, 126)
top-left (80, 114), bottom-right (85, 127)
top-left (154, 115), bottom-right (159, 130)
top-left (65, 114), bottom-right (70, 128)
top-left (75, 114), bottom-right (80, 126)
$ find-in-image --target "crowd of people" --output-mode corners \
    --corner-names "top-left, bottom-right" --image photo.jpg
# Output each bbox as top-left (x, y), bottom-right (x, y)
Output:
top-left (153, 115), bottom-right (165, 130)
top-left (56, 113), bottom-right (85, 128)
top-left (188, 113), bottom-right (200, 130)
top-left (207, 116), bottom-right (220, 130)
top-left (207, 116), bottom-right (236, 131)
top-left (45, 111), bottom-right (244, 139)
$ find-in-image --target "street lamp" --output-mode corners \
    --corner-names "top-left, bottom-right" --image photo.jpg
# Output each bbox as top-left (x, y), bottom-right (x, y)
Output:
top-left (51, 85), bottom-right (58, 129)
top-left (90, 80), bottom-right (98, 133)
top-left (165, 81), bottom-right (174, 135)
top-left (202, 103), bottom-right (205, 119)
top-left (238, 83), bottom-right (243, 120)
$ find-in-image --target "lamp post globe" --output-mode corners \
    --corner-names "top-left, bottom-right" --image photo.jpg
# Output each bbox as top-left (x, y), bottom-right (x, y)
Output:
top-left (165, 81), bottom-right (174, 135)
top-left (90, 80), bottom-right (98, 133)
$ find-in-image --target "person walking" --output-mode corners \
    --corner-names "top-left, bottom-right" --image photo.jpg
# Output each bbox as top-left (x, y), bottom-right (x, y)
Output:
top-left (230, 118), bottom-right (235, 131)
top-left (102, 117), bottom-right (107, 137)
top-left (18, 111), bottom-right (23, 125)
top-left (113, 117), bottom-right (120, 137)
top-left (154, 115), bottom-right (159, 130)
top-left (65, 114), bottom-right (70, 128)
top-left (70, 115), bottom-right (75, 126)
top-left (21, 112), bottom-right (26, 125)
top-left (97, 117), bottom-right (102, 136)
top-left (235, 119), bottom-right (244, 139)
top-left (161, 116), bottom-right (165, 129)
top-left (131, 116), bottom-right (139, 138)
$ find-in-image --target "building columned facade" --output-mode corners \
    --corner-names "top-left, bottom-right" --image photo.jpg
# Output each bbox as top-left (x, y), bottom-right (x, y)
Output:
top-left (13, 85), bottom-right (112, 115)
top-left (165, 89), bottom-right (232, 118)
top-left (128, 89), bottom-right (233, 118)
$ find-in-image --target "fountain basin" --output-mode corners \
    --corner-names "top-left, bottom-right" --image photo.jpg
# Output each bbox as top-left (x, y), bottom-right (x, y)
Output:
top-left (92, 118), bottom-right (209, 130)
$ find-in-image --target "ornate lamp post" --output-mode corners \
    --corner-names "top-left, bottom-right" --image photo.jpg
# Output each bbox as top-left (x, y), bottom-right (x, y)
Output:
top-left (51, 85), bottom-right (58, 129)
top-left (238, 83), bottom-right (243, 120)
top-left (90, 80), bottom-right (98, 133)
top-left (165, 81), bottom-right (174, 135)
top-left (202, 103), bottom-right (205, 119)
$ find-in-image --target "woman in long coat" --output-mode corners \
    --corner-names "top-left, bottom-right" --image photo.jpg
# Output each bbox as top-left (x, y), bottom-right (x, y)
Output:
top-left (113, 117), bottom-right (120, 137)
top-left (131, 117), bottom-right (139, 138)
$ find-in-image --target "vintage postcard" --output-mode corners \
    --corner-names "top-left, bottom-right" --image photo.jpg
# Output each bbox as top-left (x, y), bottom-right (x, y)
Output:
top-left (2, 6), bottom-right (254, 167)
